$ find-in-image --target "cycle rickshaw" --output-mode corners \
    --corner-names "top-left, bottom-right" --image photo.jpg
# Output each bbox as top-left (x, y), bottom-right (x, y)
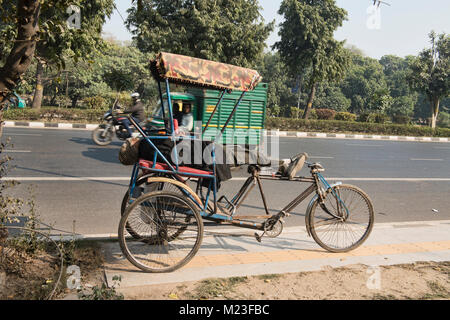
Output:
top-left (117, 52), bottom-right (374, 273)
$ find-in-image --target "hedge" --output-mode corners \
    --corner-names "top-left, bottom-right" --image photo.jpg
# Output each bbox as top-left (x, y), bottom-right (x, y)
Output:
top-left (265, 117), bottom-right (450, 137)
top-left (3, 107), bottom-right (105, 123)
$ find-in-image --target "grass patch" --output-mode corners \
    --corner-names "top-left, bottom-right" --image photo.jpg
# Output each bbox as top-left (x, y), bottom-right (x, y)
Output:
top-left (420, 281), bottom-right (450, 300)
top-left (189, 277), bottom-right (248, 300)
top-left (257, 274), bottom-right (282, 281)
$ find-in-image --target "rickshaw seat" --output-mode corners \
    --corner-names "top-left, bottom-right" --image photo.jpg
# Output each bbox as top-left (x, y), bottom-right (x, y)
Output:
top-left (139, 159), bottom-right (213, 176)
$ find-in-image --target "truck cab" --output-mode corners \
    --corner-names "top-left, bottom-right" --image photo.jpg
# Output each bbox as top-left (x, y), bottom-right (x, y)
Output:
top-left (148, 83), bottom-right (268, 146)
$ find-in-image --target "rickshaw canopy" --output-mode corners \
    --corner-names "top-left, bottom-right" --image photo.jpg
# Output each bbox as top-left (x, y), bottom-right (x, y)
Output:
top-left (150, 52), bottom-right (262, 92)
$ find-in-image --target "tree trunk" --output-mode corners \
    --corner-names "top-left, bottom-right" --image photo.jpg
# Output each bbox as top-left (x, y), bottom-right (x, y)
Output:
top-left (0, 0), bottom-right (40, 241)
top-left (430, 97), bottom-right (440, 129)
top-left (302, 83), bottom-right (316, 120)
top-left (0, 0), bottom-right (41, 107)
top-left (31, 59), bottom-right (44, 109)
top-left (71, 96), bottom-right (79, 108)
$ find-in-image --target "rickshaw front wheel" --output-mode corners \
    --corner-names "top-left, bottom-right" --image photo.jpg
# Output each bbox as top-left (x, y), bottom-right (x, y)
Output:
top-left (308, 184), bottom-right (374, 253)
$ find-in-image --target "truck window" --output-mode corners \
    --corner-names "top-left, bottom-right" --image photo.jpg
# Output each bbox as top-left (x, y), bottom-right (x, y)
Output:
top-left (152, 100), bottom-right (169, 119)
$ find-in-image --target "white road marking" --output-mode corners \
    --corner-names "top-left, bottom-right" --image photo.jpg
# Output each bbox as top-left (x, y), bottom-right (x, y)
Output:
top-left (4, 133), bottom-right (42, 136)
top-left (4, 177), bottom-right (130, 181)
top-left (3, 150), bottom-right (31, 153)
top-left (309, 156), bottom-right (334, 159)
top-left (324, 178), bottom-right (450, 181)
top-left (346, 143), bottom-right (384, 147)
top-left (434, 147), bottom-right (450, 149)
top-left (410, 158), bottom-right (444, 161)
top-left (5, 177), bottom-right (450, 182)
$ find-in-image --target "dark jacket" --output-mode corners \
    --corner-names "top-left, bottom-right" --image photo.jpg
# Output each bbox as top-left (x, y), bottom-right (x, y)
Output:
top-left (125, 100), bottom-right (146, 122)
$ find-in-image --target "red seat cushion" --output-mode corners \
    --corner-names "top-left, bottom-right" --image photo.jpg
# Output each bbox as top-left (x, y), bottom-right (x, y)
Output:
top-left (139, 159), bottom-right (213, 176)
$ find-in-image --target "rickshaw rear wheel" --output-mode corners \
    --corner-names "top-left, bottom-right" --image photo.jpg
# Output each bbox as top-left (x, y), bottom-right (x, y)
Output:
top-left (121, 174), bottom-right (193, 242)
top-left (119, 191), bottom-right (203, 273)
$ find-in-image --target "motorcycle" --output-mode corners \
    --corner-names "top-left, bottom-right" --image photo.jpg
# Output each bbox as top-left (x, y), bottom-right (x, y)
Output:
top-left (92, 101), bottom-right (144, 146)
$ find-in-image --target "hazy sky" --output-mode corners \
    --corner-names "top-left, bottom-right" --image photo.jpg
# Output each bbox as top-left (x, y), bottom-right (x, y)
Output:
top-left (103, 0), bottom-right (450, 59)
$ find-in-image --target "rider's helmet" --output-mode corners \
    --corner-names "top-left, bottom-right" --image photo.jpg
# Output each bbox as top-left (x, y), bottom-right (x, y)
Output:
top-left (131, 92), bottom-right (140, 101)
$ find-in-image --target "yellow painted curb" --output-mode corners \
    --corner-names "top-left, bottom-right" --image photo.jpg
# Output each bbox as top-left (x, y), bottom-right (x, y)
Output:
top-left (185, 240), bottom-right (450, 269)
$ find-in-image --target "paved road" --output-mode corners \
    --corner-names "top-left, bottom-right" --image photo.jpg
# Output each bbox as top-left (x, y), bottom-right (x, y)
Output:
top-left (2, 127), bottom-right (450, 235)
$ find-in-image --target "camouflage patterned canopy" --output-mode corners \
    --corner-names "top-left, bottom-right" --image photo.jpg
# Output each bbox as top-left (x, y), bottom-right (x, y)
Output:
top-left (150, 52), bottom-right (262, 92)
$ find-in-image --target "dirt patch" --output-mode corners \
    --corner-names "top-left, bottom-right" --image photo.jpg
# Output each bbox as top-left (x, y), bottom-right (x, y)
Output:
top-left (0, 244), bottom-right (62, 300)
top-left (0, 241), bottom-right (105, 300)
top-left (119, 261), bottom-right (450, 300)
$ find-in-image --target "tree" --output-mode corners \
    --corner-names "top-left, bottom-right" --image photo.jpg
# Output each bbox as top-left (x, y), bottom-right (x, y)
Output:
top-left (340, 51), bottom-right (389, 114)
top-left (30, 0), bottom-right (115, 109)
top-left (0, 1), bottom-right (115, 110)
top-left (258, 52), bottom-right (297, 116)
top-left (408, 31), bottom-right (450, 128)
top-left (126, 0), bottom-right (274, 68)
top-left (274, 0), bottom-right (350, 119)
top-left (314, 84), bottom-right (351, 112)
top-left (61, 41), bottom-right (157, 108)
top-left (380, 55), bottom-right (418, 118)
top-left (0, 0), bottom-right (40, 110)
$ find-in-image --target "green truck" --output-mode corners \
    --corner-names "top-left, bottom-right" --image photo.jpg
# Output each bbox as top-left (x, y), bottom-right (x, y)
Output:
top-left (149, 83), bottom-right (268, 146)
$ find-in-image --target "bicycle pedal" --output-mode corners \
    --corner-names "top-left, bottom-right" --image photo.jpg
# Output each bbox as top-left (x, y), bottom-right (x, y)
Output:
top-left (254, 232), bottom-right (262, 243)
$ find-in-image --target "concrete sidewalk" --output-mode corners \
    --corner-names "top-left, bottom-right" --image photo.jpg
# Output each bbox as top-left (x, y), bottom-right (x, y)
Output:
top-left (102, 220), bottom-right (450, 289)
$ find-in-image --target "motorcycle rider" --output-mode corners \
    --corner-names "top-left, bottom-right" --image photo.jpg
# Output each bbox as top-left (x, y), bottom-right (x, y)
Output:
top-left (121, 92), bottom-right (146, 137)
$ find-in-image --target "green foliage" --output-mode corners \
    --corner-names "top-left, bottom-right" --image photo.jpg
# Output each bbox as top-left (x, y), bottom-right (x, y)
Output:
top-left (392, 114), bottom-right (411, 125)
top-left (35, 41), bottom-right (157, 109)
top-left (314, 84), bottom-right (351, 112)
top-left (290, 106), bottom-right (302, 119)
top-left (127, 0), bottom-right (274, 68)
top-left (389, 95), bottom-right (416, 118)
top-left (3, 107), bottom-right (105, 123)
top-left (258, 52), bottom-right (297, 116)
top-left (340, 53), bottom-right (390, 114)
top-left (83, 96), bottom-right (107, 109)
top-left (274, 0), bottom-right (350, 119)
top-left (335, 112), bottom-right (357, 122)
top-left (358, 112), bottom-right (390, 124)
top-left (265, 117), bottom-right (450, 137)
top-left (408, 31), bottom-right (450, 127)
top-left (78, 276), bottom-right (124, 300)
top-left (274, 0), bottom-right (348, 78)
top-left (1, 0), bottom-right (115, 67)
top-left (438, 111), bottom-right (450, 128)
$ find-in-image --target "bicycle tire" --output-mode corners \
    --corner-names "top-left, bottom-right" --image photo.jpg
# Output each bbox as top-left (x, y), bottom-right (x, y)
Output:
top-left (308, 184), bottom-right (374, 253)
top-left (118, 191), bottom-right (204, 273)
top-left (121, 175), bottom-right (196, 242)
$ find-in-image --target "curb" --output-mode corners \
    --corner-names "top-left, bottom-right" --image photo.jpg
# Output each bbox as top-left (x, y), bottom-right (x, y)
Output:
top-left (4, 121), bottom-right (450, 143)
top-left (268, 128), bottom-right (450, 143)
top-left (3, 121), bottom-right (98, 130)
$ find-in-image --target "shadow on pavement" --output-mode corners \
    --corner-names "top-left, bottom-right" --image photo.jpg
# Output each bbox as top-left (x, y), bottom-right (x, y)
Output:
top-left (81, 147), bottom-right (122, 164)
top-left (69, 137), bottom-right (122, 148)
